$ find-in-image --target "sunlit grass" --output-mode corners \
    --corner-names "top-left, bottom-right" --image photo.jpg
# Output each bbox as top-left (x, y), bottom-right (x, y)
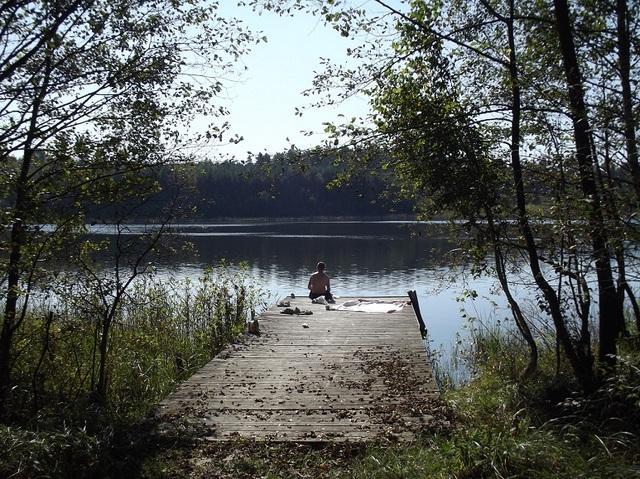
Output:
top-left (349, 324), bottom-right (640, 479)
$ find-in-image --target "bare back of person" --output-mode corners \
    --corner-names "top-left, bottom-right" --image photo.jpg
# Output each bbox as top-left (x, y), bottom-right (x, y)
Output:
top-left (308, 261), bottom-right (335, 303)
top-left (308, 271), bottom-right (330, 295)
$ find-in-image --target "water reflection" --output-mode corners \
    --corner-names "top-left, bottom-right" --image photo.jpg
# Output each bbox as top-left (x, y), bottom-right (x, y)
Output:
top-left (93, 221), bottom-right (510, 357)
top-left (87, 220), bottom-right (514, 375)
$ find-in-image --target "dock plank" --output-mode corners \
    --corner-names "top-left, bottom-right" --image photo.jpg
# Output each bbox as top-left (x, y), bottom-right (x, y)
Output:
top-left (157, 295), bottom-right (438, 441)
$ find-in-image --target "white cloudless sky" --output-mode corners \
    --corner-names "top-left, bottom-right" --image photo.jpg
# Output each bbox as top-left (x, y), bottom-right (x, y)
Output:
top-left (200, 1), bottom-right (402, 162)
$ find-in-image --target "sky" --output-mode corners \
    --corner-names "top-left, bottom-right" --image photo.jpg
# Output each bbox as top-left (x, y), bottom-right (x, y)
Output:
top-left (201, 2), bottom-right (398, 161)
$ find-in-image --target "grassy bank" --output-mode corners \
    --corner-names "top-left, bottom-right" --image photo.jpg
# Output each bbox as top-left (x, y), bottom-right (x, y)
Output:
top-left (344, 330), bottom-right (640, 479)
top-left (0, 266), bottom-right (264, 479)
top-left (363, 322), bottom-right (640, 478)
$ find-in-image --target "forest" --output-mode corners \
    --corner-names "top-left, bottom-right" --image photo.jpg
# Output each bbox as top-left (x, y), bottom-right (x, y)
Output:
top-left (125, 151), bottom-right (412, 220)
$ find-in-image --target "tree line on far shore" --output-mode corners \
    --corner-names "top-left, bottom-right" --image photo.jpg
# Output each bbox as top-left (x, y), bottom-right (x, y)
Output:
top-left (87, 150), bottom-right (413, 221)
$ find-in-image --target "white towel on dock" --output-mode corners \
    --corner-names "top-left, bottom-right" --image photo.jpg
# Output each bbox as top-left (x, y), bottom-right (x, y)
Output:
top-left (336, 299), bottom-right (406, 313)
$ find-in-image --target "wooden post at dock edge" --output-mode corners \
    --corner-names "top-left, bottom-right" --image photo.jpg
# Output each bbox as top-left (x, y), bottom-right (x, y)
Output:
top-left (407, 290), bottom-right (427, 339)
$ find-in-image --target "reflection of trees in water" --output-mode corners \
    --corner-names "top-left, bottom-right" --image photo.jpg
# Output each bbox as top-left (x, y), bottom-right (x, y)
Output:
top-left (77, 223), bottom-right (473, 309)
top-left (167, 232), bottom-right (455, 276)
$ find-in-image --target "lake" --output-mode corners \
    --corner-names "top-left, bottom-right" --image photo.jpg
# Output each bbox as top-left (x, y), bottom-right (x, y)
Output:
top-left (96, 220), bottom-right (525, 372)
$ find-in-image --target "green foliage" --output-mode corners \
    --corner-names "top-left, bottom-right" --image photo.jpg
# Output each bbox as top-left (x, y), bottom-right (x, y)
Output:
top-left (371, 69), bottom-right (503, 219)
top-left (8, 308), bottom-right (639, 479)
top-left (9, 266), bottom-right (263, 419)
top-left (0, 0), bottom-right (263, 418)
top-left (0, 0), bottom-right (259, 224)
top-left (279, 0), bottom-right (640, 389)
top-left (129, 151), bottom-right (412, 220)
top-left (0, 266), bottom-right (264, 478)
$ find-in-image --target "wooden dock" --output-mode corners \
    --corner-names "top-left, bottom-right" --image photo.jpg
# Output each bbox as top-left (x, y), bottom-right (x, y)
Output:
top-left (157, 295), bottom-right (439, 442)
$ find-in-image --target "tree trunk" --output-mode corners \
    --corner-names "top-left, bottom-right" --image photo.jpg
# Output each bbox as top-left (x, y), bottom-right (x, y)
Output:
top-left (95, 314), bottom-right (112, 404)
top-left (505, 1), bottom-right (593, 387)
top-left (0, 157), bottom-right (33, 417)
top-left (624, 283), bottom-right (640, 332)
top-left (0, 51), bottom-right (52, 415)
top-left (552, 0), bottom-right (623, 368)
top-left (601, 123), bottom-right (629, 338)
top-left (491, 228), bottom-right (538, 377)
top-left (614, 0), bottom-right (640, 331)
top-left (616, 0), bottom-right (640, 204)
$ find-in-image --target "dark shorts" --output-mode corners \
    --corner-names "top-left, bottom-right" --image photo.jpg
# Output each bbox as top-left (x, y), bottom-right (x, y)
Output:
top-left (309, 291), bottom-right (335, 302)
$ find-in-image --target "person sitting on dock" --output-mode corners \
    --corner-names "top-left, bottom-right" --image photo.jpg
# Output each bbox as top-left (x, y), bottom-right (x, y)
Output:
top-left (308, 261), bottom-right (335, 303)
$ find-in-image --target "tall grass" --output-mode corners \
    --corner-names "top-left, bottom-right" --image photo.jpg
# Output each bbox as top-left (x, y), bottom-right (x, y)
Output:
top-left (351, 321), bottom-right (640, 479)
top-left (1, 265), bottom-right (265, 478)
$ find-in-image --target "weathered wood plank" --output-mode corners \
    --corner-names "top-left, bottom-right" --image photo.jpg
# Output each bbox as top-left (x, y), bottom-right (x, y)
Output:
top-left (157, 295), bottom-right (439, 442)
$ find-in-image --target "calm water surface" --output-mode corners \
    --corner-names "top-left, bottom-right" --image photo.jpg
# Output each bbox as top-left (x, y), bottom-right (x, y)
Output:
top-left (103, 220), bottom-right (524, 363)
